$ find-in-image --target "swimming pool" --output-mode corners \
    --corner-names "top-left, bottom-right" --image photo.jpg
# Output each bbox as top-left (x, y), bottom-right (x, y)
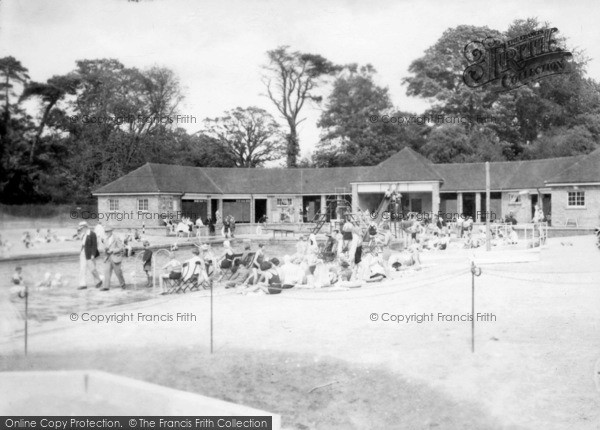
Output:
top-left (1, 241), bottom-right (297, 324)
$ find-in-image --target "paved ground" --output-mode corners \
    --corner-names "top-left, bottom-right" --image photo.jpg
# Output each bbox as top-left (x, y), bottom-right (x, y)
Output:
top-left (1, 235), bottom-right (599, 429)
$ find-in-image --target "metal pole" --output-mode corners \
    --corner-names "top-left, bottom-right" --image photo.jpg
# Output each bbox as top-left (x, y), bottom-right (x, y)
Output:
top-left (210, 280), bottom-right (213, 354)
top-left (485, 162), bottom-right (491, 251)
top-left (24, 285), bottom-right (28, 355)
top-left (471, 262), bottom-right (475, 353)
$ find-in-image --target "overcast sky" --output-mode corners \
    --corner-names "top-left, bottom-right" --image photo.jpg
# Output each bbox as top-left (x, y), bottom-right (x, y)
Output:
top-left (1, 0), bottom-right (599, 159)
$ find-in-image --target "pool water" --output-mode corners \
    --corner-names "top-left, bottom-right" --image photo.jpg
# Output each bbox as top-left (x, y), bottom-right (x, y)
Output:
top-left (1, 241), bottom-right (296, 325)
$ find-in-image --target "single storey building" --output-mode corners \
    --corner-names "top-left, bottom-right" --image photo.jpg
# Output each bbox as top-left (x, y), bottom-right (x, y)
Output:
top-left (93, 147), bottom-right (600, 228)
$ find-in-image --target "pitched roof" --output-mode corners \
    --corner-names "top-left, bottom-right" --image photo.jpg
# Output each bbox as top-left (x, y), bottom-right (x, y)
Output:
top-left (93, 163), bottom-right (373, 195)
top-left (436, 155), bottom-right (583, 191)
top-left (545, 148), bottom-right (600, 184)
top-left (93, 148), bottom-right (600, 196)
top-left (372, 147), bottom-right (444, 182)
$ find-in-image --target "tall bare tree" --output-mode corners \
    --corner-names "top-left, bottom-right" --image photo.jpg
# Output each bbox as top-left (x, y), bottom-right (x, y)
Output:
top-left (262, 46), bottom-right (340, 167)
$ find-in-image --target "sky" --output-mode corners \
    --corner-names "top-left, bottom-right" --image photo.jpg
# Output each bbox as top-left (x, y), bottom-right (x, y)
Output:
top-left (1, 0), bottom-right (599, 159)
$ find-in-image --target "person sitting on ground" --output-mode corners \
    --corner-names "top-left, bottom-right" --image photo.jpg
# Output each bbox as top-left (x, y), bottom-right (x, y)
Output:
top-left (278, 255), bottom-right (305, 288)
top-left (464, 232), bottom-right (474, 249)
top-left (134, 228), bottom-right (141, 242)
top-left (364, 253), bottom-right (387, 282)
top-left (339, 261), bottom-right (352, 282)
top-left (141, 241), bottom-right (153, 287)
top-left (436, 233), bottom-right (449, 251)
top-left (159, 252), bottom-right (182, 292)
top-left (388, 246), bottom-right (421, 271)
top-left (242, 260), bottom-right (283, 295)
top-left (225, 258), bottom-right (251, 289)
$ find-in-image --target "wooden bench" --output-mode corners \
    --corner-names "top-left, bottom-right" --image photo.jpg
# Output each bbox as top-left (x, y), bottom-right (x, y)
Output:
top-left (263, 228), bottom-right (296, 238)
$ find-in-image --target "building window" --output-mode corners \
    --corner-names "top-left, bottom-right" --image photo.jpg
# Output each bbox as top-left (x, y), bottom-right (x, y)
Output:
top-left (138, 199), bottom-right (149, 211)
top-left (508, 193), bottom-right (522, 204)
top-left (109, 199), bottom-right (119, 211)
top-left (276, 198), bottom-right (293, 207)
top-left (567, 191), bottom-right (585, 207)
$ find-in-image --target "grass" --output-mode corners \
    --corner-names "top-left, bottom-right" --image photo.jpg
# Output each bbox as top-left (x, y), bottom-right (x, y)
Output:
top-left (0, 347), bottom-right (518, 430)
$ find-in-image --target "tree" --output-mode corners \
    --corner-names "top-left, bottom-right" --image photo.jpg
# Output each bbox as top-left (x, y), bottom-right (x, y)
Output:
top-left (0, 56), bottom-right (30, 130)
top-left (421, 125), bottom-right (472, 163)
top-left (20, 74), bottom-right (80, 162)
top-left (314, 64), bottom-right (425, 166)
top-left (403, 19), bottom-right (600, 161)
top-left (203, 107), bottom-right (285, 167)
top-left (404, 25), bottom-right (503, 123)
top-left (262, 46), bottom-right (341, 167)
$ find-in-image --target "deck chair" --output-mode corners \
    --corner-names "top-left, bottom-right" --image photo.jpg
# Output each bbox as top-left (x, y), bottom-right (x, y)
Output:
top-left (180, 261), bottom-right (206, 293)
top-left (162, 262), bottom-right (187, 294)
top-left (216, 252), bottom-right (244, 281)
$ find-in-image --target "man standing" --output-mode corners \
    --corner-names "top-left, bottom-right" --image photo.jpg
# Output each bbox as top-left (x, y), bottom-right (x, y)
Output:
top-left (102, 226), bottom-right (126, 291)
top-left (77, 221), bottom-right (102, 290)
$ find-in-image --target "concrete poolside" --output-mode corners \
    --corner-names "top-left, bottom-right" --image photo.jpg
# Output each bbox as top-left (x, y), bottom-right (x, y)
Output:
top-left (1, 235), bottom-right (599, 429)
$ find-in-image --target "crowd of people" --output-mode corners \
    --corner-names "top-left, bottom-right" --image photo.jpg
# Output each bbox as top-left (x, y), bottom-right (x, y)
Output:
top-left (5, 205), bottom-right (548, 297)
top-left (164, 212), bottom-right (236, 241)
top-left (150, 221), bottom-right (429, 296)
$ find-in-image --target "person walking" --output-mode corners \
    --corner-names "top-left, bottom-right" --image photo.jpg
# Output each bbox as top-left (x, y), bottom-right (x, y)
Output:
top-left (77, 221), bottom-right (102, 290)
top-left (102, 226), bottom-right (126, 291)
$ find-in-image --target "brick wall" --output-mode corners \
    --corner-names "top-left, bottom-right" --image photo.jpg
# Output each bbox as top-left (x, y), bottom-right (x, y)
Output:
top-left (501, 192), bottom-right (531, 224)
top-left (96, 194), bottom-right (182, 228)
top-left (550, 187), bottom-right (600, 228)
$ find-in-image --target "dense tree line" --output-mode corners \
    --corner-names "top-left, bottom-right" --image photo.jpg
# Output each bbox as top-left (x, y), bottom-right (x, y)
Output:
top-left (2, 18), bottom-right (599, 204)
top-left (0, 58), bottom-right (284, 204)
top-left (314, 18), bottom-right (600, 166)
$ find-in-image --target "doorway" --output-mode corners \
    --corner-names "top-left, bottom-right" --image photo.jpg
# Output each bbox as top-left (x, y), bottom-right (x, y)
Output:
top-left (254, 199), bottom-right (267, 223)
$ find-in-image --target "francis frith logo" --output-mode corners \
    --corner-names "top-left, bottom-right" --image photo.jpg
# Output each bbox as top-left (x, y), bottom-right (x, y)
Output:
top-left (463, 27), bottom-right (572, 91)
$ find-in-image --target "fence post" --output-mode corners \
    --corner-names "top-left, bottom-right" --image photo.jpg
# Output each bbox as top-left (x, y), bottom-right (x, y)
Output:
top-left (210, 280), bottom-right (214, 354)
top-left (18, 285), bottom-right (29, 355)
top-left (471, 261), bottom-right (482, 353)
